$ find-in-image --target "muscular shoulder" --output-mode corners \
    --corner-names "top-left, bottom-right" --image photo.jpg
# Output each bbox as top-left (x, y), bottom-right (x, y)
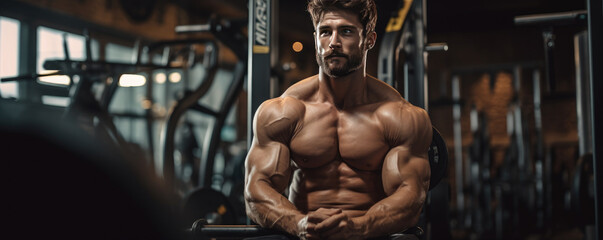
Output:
top-left (366, 75), bottom-right (404, 103)
top-left (254, 76), bottom-right (318, 145)
top-left (376, 100), bottom-right (432, 153)
top-left (254, 96), bottom-right (305, 145)
top-left (281, 75), bottom-right (319, 101)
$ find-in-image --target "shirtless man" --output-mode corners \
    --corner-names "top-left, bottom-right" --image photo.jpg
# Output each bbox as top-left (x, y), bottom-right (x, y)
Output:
top-left (244, 0), bottom-right (433, 239)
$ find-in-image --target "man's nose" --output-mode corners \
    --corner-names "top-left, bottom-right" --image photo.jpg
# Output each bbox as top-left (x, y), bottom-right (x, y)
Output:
top-left (328, 32), bottom-right (342, 49)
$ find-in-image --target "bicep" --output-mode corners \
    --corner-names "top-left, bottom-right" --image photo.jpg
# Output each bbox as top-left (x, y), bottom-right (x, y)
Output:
top-left (380, 104), bottom-right (432, 195)
top-left (245, 99), bottom-right (299, 193)
top-left (245, 140), bottom-right (292, 193)
top-left (382, 146), bottom-right (430, 196)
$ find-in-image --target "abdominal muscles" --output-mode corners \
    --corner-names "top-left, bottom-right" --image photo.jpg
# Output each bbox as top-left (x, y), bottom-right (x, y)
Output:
top-left (289, 160), bottom-right (386, 216)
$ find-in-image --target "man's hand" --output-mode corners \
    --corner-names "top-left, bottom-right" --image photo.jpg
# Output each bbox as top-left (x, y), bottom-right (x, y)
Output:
top-left (297, 208), bottom-right (343, 239)
top-left (314, 211), bottom-right (363, 240)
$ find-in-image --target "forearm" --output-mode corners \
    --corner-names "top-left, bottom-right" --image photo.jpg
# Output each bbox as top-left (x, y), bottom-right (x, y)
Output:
top-left (352, 186), bottom-right (425, 238)
top-left (245, 181), bottom-right (305, 235)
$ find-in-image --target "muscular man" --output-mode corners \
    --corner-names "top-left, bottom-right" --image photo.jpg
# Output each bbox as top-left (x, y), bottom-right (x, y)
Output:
top-left (244, 0), bottom-right (432, 239)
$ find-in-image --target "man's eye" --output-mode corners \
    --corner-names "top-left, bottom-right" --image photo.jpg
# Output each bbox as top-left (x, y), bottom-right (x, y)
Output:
top-left (320, 30), bottom-right (330, 36)
top-left (342, 29), bottom-right (353, 34)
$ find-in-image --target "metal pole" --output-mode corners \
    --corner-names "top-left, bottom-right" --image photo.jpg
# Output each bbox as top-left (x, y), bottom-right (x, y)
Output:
top-left (405, 0), bottom-right (427, 109)
top-left (247, 0), bottom-right (274, 148)
top-left (542, 28), bottom-right (556, 92)
top-left (452, 75), bottom-right (464, 228)
top-left (17, 20), bottom-right (38, 102)
top-left (533, 69), bottom-right (546, 229)
top-left (586, 0), bottom-right (602, 238)
top-left (574, 31), bottom-right (592, 156)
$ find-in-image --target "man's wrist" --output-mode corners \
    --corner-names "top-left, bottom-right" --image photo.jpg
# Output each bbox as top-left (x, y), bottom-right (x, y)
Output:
top-left (351, 216), bottom-right (369, 236)
top-left (294, 214), bottom-right (308, 236)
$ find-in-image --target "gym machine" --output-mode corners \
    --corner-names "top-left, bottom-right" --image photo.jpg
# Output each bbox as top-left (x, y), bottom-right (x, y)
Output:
top-left (159, 15), bottom-right (249, 225)
top-left (157, 0), bottom-right (285, 228)
top-left (377, 0), bottom-right (447, 110)
top-left (447, 62), bottom-right (544, 239)
top-left (443, 7), bottom-right (598, 237)
top-left (158, 0), bottom-right (280, 227)
top-left (515, 10), bottom-right (596, 238)
top-left (0, 31), bottom-right (172, 157)
top-left (156, 37), bottom-right (221, 193)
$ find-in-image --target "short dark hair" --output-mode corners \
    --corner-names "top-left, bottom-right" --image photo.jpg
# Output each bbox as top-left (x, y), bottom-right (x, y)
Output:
top-left (307, 0), bottom-right (378, 36)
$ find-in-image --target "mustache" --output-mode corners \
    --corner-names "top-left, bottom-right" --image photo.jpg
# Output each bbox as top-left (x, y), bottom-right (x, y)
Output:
top-left (324, 51), bottom-right (348, 59)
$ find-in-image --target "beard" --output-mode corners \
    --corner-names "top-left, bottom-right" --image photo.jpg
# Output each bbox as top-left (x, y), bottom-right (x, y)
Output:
top-left (316, 49), bottom-right (363, 78)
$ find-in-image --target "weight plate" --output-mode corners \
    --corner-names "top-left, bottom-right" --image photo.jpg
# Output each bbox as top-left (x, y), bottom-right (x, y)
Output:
top-left (428, 127), bottom-right (449, 190)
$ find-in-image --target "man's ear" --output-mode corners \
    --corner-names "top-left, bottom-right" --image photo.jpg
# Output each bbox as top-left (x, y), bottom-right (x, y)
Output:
top-left (365, 31), bottom-right (377, 49)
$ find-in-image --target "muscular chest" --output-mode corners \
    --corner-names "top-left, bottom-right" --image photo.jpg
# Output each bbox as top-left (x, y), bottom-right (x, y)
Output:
top-left (289, 103), bottom-right (389, 170)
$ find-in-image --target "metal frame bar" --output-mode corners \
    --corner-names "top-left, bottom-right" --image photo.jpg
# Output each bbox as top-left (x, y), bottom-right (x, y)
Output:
top-left (404, 0), bottom-right (427, 110)
top-left (586, 0), bottom-right (602, 238)
top-left (575, 31), bottom-right (593, 156)
top-left (247, 0), bottom-right (275, 147)
top-left (451, 75), bottom-right (464, 228)
top-left (514, 10), bottom-right (588, 26)
top-left (161, 41), bottom-right (220, 189)
top-left (16, 18), bottom-right (38, 103)
top-left (377, 0), bottom-right (414, 89)
top-left (200, 62), bottom-right (247, 188)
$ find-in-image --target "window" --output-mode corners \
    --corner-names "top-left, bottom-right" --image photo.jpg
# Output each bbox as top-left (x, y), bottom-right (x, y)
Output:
top-left (37, 26), bottom-right (99, 106)
top-left (106, 43), bottom-right (134, 63)
top-left (37, 26), bottom-right (100, 73)
top-left (0, 17), bottom-right (20, 99)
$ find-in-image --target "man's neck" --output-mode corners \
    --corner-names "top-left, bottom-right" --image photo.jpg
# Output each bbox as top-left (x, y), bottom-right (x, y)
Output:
top-left (318, 68), bottom-right (368, 109)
